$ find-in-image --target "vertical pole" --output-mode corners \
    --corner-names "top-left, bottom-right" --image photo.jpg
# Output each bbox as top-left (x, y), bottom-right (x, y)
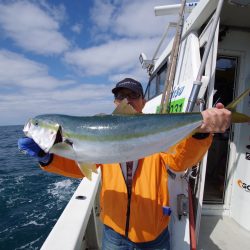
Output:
top-left (159, 0), bottom-right (186, 114)
top-left (185, 0), bottom-right (224, 113)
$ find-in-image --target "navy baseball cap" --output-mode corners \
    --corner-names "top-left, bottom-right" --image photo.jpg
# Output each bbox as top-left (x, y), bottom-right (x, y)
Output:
top-left (112, 78), bottom-right (143, 96)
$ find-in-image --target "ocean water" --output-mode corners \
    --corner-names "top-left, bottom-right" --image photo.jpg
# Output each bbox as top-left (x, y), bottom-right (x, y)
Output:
top-left (0, 125), bottom-right (81, 249)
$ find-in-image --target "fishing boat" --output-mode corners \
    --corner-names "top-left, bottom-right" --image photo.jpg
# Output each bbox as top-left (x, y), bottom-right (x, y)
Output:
top-left (41, 0), bottom-right (250, 249)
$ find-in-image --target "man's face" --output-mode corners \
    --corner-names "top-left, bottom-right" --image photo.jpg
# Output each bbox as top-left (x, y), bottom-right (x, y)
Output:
top-left (114, 88), bottom-right (146, 113)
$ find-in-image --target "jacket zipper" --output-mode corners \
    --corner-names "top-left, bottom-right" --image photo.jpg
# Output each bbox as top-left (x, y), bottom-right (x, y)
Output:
top-left (119, 163), bottom-right (131, 237)
top-left (121, 160), bottom-right (141, 238)
top-left (125, 191), bottom-right (131, 237)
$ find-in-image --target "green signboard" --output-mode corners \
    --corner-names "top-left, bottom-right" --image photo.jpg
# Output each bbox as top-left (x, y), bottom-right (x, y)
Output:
top-left (156, 98), bottom-right (185, 113)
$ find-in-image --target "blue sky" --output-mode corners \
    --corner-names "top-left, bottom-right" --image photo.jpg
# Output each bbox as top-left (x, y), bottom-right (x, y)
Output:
top-left (0, 0), bottom-right (177, 125)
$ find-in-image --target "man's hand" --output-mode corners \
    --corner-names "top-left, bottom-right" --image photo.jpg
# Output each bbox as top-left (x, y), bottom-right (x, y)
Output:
top-left (198, 103), bottom-right (232, 133)
top-left (18, 137), bottom-right (52, 165)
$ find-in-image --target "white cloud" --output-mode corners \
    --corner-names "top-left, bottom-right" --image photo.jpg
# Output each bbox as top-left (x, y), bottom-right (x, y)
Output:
top-left (64, 37), bottom-right (159, 76)
top-left (90, 0), bottom-right (115, 31)
top-left (71, 23), bottom-right (83, 34)
top-left (0, 50), bottom-right (73, 89)
top-left (109, 65), bottom-right (149, 90)
top-left (64, 0), bottom-right (177, 79)
top-left (0, 83), bottom-right (112, 106)
top-left (0, 49), bottom-right (115, 125)
top-left (0, 83), bottom-right (115, 125)
top-left (50, 84), bottom-right (113, 102)
top-left (0, 1), bottom-right (70, 55)
top-left (39, 0), bottom-right (67, 22)
top-left (113, 1), bottom-right (175, 38)
top-left (90, 0), bottom-right (177, 38)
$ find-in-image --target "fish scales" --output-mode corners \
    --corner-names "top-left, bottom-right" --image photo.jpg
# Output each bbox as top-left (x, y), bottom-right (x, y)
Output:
top-left (34, 113), bottom-right (202, 141)
top-left (24, 113), bottom-right (203, 165)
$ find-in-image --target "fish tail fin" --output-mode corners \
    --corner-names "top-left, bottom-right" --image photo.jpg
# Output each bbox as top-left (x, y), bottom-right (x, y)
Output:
top-left (231, 111), bottom-right (250, 123)
top-left (226, 87), bottom-right (250, 123)
top-left (77, 162), bottom-right (95, 180)
top-left (226, 87), bottom-right (250, 111)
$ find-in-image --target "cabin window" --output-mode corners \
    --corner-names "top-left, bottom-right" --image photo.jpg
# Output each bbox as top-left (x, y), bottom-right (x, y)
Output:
top-left (144, 84), bottom-right (150, 100)
top-left (145, 62), bottom-right (168, 101)
top-left (148, 76), bottom-right (157, 99)
top-left (158, 67), bottom-right (167, 93)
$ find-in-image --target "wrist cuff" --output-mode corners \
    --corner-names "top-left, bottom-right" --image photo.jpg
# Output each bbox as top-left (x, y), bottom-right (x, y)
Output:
top-left (192, 133), bottom-right (210, 140)
top-left (39, 154), bottom-right (53, 166)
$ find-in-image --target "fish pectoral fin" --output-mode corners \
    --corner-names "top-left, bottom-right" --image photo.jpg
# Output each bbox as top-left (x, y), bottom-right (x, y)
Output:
top-left (91, 164), bottom-right (98, 173)
top-left (50, 142), bottom-right (76, 159)
top-left (77, 162), bottom-right (96, 180)
top-left (112, 99), bottom-right (138, 115)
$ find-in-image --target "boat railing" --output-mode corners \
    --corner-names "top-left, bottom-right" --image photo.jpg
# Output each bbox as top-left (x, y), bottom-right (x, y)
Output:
top-left (41, 169), bottom-right (102, 250)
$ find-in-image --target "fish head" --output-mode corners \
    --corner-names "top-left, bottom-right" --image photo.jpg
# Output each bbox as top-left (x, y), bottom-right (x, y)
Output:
top-left (23, 117), bottom-right (60, 153)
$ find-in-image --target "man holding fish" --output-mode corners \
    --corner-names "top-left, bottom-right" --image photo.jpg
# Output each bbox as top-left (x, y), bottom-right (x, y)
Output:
top-left (19, 78), bottom-right (233, 249)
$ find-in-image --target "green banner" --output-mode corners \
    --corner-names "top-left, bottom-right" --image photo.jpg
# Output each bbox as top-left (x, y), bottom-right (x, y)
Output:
top-left (169, 98), bottom-right (185, 113)
top-left (156, 98), bottom-right (185, 113)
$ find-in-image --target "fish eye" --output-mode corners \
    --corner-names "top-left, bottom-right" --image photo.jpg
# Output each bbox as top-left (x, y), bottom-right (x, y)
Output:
top-left (34, 120), bottom-right (39, 126)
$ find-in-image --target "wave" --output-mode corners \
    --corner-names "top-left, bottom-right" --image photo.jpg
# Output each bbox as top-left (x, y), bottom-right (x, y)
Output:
top-left (47, 179), bottom-right (76, 202)
top-left (22, 220), bottom-right (45, 227)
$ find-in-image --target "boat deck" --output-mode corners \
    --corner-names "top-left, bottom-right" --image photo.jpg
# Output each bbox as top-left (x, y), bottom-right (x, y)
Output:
top-left (198, 215), bottom-right (250, 250)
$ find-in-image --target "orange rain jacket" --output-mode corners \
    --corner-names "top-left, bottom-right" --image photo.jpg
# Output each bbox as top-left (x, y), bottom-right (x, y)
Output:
top-left (41, 135), bottom-right (212, 243)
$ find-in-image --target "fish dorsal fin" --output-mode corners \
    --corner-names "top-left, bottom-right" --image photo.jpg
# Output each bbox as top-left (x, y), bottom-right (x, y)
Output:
top-left (94, 113), bottom-right (107, 116)
top-left (112, 99), bottom-right (138, 115)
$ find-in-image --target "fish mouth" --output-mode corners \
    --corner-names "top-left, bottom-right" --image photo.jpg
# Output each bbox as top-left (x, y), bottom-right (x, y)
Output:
top-left (55, 125), bottom-right (63, 144)
top-left (54, 126), bottom-right (74, 147)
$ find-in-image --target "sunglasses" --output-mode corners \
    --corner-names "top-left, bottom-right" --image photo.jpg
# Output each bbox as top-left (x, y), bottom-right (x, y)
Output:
top-left (115, 92), bottom-right (142, 100)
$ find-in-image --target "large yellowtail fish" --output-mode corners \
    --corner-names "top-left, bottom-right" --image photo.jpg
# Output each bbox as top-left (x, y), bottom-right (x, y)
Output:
top-left (23, 88), bottom-right (250, 179)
